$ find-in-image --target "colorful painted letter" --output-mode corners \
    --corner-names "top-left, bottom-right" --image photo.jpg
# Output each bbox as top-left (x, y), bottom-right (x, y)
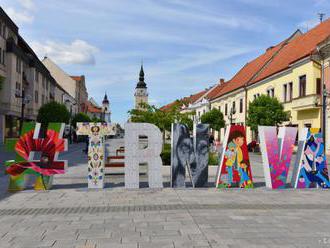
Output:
top-left (216, 125), bottom-right (253, 188)
top-left (124, 123), bottom-right (163, 188)
top-left (291, 128), bottom-right (330, 188)
top-left (5, 122), bottom-right (67, 191)
top-left (259, 126), bottom-right (297, 189)
top-left (76, 122), bottom-right (115, 188)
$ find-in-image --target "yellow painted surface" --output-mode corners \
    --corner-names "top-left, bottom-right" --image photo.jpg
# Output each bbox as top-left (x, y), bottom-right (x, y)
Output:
top-left (246, 60), bottom-right (321, 142)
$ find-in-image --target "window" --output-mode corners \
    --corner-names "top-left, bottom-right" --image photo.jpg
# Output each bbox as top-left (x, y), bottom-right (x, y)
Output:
top-left (46, 80), bottom-right (49, 90)
top-left (16, 58), bottom-right (21, 73)
top-left (15, 82), bottom-right (21, 91)
top-left (283, 84), bottom-right (287, 102)
top-left (2, 25), bottom-right (5, 38)
top-left (232, 101), bottom-right (236, 113)
top-left (225, 103), bottom-right (228, 115)
top-left (267, 88), bottom-right (274, 97)
top-left (253, 93), bottom-right (260, 100)
top-left (299, 75), bottom-right (306, 97)
top-left (2, 50), bottom-right (5, 65)
top-left (35, 90), bottom-right (38, 103)
top-left (288, 82), bottom-right (293, 101)
top-left (239, 98), bottom-right (243, 113)
top-left (316, 78), bottom-right (321, 95)
top-left (35, 70), bottom-right (39, 82)
top-left (42, 76), bottom-right (45, 88)
top-left (42, 95), bottom-right (45, 105)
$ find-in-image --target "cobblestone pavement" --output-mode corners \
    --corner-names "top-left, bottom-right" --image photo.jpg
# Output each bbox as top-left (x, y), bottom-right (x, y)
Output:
top-left (0, 144), bottom-right (330, 248)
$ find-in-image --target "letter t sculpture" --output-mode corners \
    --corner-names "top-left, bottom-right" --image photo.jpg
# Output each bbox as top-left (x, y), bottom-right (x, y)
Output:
top-left (77, 122), bottom-right (115, 189)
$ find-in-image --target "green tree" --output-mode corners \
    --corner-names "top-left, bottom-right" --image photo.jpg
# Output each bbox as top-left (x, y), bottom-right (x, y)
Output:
top-left (37, 102), bottom-right (70, 127)
top-left (128, 102), bottom-right (194, 132)
top-left (72, 112), bottom-right (91, 128)
top-left (201, 108), bottom-right (225, 131)
top-left (246, 94), bottom-right (289, 131)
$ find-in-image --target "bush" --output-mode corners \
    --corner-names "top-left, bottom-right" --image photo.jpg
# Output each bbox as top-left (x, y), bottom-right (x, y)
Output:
top-left (72, 112), bottom-right (91, 128)
top-left (161, 143), bottom-right (171, 165)
top-left (37, 102), bottom-right (70, 126)
top-left (208, 152), bottom-right (219, 165)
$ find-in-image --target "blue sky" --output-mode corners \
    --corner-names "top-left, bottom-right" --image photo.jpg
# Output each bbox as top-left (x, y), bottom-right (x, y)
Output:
top-left (1, 0), bottom-right (329, 124)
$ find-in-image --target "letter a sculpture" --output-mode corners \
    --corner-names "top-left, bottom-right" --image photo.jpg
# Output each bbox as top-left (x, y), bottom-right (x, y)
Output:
top-left (77, 122), bottom-right (115, 189)
top-left (4, 122), bottom-right (67, 191)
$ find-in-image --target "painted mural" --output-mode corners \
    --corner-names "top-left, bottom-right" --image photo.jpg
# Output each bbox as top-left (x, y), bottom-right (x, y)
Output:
top-left (216, 125), bottom-right (253, 188)
top-left (259, 126), bottom-right (297, 189)
top-left (191, 124), bottom-right (209, 187)
top-left (170, 123), bottom-right (193, 187)
top-left (77, 122), bottom-right (115, 189)
top-left (4, 122), bottom-right (67, 191)
top-left (292, 128), bottom-right (330, 188)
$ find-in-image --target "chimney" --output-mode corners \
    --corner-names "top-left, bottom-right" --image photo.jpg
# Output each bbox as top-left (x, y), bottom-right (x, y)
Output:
top-left (219, 78), bottom-right (225, 84)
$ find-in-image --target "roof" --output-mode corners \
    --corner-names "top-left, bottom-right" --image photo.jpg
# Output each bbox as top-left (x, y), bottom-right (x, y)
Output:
top-left (209, 31), bottom-right (302, 100)
top-left (160, 89), bottom-right (207, 111)
top-left (252, 18), bottom-right (330, 84)
top-left (86, 101), bottom-right (102, 113)
top-left (70, 76), bottom-right (83, 81)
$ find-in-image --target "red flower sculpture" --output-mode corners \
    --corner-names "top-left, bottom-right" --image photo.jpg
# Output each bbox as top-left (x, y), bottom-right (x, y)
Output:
top-left (6, 129), bottom-right (66, 176)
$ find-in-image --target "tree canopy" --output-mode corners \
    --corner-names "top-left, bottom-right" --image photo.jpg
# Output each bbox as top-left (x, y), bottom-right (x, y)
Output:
top-left (128, 102), bottom-right (194, 131)
top-left (201, 108), bottom-right (225, 131)
top-left (37, 101), bottom-right (70, 126)
top-left (246, 95), bottom-right (289, 131)
top-left (72, 112), bottom-right (91, 128)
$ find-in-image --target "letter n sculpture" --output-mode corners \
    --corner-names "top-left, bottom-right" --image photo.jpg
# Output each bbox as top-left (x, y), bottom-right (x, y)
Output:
top-left (259, 126), bottom-right (297, 189)
top-left (77, 122), bottom-right (115, 189)
top-left (4, 122), bottom-right (67, 191)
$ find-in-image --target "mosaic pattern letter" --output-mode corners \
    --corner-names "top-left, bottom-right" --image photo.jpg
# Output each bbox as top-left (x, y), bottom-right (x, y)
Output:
top-left (170, 123), bottom-right (193, 187)
top-left (125, 123), bottom-right (163, 189)
top-left (259, 126), bottom-right (297, 189)
top-left (4, 122), bottom-right (67, 191)
top-left (77, 122), bottom-right (115, 189)
top-left (191, 124), bottom-right (209, 187)
top-left (291, 128), bottom-right (330, 188)
top-left (216, 125), bottom-right (253, 188)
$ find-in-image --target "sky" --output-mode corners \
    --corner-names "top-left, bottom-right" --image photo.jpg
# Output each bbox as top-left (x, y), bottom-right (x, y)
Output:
top-left (0, 0), bottom-right (329, 124)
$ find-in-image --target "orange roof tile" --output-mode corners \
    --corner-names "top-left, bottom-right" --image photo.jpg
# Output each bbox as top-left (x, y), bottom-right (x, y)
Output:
top-left (252, 18), bottom-right (330, 84)
top-left (70, 76), bottom-right (83, 81)
top-left (86, 101), bottom-right (102, 113)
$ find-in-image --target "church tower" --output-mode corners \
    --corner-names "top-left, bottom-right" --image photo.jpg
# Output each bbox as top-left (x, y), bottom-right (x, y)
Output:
top-left (102, 93), bottom-right (111, 123)
top-left (134, 64), bottom-right (148, 110)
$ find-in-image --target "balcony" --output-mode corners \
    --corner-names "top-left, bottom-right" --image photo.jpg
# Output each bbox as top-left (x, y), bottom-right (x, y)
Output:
top-left (291, 94), bottom-right (321, 110)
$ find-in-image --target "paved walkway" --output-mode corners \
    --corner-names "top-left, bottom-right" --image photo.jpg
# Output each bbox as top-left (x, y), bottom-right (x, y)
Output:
top-left (0, 144), bottom-right (330, 248)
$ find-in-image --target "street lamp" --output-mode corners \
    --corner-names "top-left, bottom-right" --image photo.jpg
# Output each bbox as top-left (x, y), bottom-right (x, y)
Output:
top-left (15, 88), bottom-right (31, 133)
top-left (229, 105), bottom-right (236, 125)
top-left (65, 99), bottom-right (77, 144)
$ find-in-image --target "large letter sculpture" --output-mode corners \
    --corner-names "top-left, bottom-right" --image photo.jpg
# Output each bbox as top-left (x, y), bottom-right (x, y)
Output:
top-left (171, 123), bottom-right (209, 187)
top-left (216, 125), bottom-right (253, 188)
top-left (4, 122), bottom-right (67, 191)
top-left (259, 126), bottom-right (297, 189)
top-left (291, 128), bottom-right (330, 188)
top-left (192, 124), bottom-right (209, 187)
top-left (76, 122), bottom-right (114, 189)
top-left (124, 123), bottom-right (163, 188)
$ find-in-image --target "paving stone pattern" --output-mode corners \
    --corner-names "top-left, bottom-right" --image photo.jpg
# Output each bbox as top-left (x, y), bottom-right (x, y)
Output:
top-left (0, 144), bottom-right (329, 248)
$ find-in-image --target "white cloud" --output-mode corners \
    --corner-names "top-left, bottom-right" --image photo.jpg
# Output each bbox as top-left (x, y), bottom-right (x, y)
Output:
top-left (18, 0), bottom-right (34, 10)
top-left (30, 39), bottom-right (99, 65)
top-left (4, 7), bottom-right (34, 24)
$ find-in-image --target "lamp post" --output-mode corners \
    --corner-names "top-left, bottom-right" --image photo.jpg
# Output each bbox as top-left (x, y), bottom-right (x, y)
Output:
top-left (15, 89), bottom-right (30, 133)
top-left (229, 106), bottom-right (236, 125)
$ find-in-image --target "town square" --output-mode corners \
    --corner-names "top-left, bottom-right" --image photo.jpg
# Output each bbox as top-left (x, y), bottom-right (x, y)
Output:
top-left (0, 0), bottom-right (330, 247)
